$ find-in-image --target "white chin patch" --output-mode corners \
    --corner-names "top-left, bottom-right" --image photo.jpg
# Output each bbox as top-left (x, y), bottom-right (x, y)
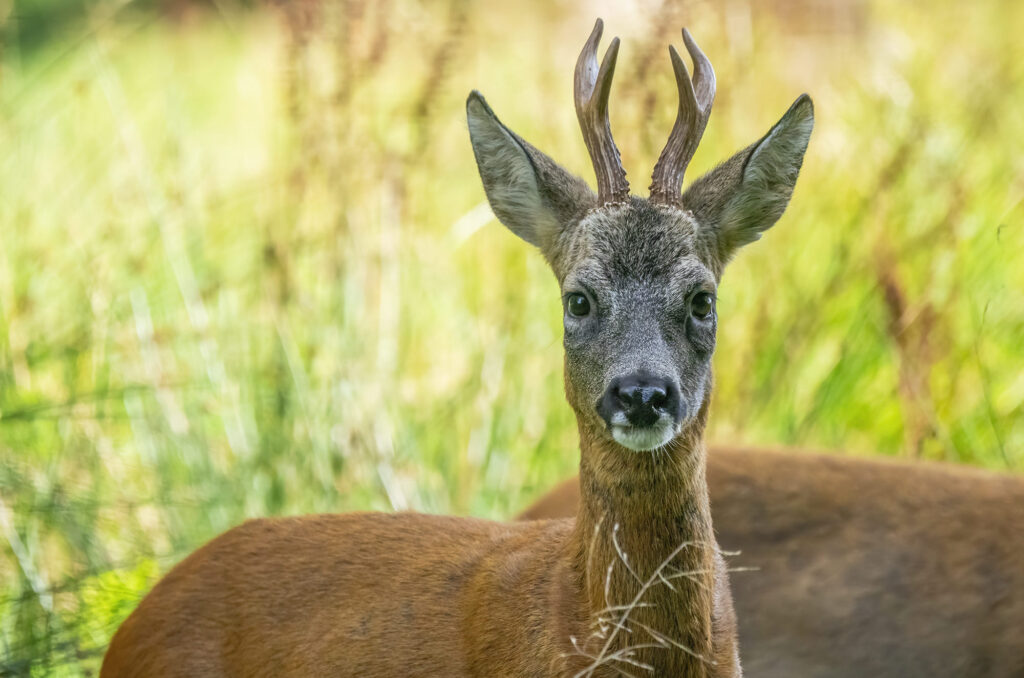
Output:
top-left (611, 423), bottom-right (676, 452)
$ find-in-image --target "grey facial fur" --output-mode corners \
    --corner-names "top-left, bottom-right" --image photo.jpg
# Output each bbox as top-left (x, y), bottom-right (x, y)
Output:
top-left (467, 89), bottom-right (813, 452)
top-left (558, 201), bottom-right (716, 449)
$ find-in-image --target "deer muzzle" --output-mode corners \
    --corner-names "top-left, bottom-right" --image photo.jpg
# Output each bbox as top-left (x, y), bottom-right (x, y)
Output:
top-left (596, 371), bottom-right (685, 451)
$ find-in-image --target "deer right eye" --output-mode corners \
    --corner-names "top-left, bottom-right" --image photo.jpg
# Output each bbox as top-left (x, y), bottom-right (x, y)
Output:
top-left (567, 293), bottom-right (591, 317)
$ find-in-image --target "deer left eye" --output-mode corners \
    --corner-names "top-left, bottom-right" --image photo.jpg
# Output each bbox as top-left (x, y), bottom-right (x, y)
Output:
top-left (691, 292), bottom-right (714, 319)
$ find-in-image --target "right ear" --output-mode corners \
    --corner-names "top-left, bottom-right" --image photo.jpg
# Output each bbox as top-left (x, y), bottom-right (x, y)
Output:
top-left (466, 91), bottom-right (595, 256)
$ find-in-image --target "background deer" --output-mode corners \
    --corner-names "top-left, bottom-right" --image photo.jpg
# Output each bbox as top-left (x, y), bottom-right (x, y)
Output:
top-left (519, 446), bottom-right (1024, 677)
top-left (101, 19), bottom-right (813, 677)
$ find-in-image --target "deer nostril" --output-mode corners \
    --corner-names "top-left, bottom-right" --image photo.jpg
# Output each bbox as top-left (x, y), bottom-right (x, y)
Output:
top-left (616, 385), bottom-right (641, 408)
top-left (646, 386), bottom-right (669, 410)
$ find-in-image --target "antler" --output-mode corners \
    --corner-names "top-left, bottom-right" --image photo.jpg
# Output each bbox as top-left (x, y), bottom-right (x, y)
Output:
top-left (575, 19), bottom-right (630, 206)
top-left (649, 29), bottom-right (716, 206)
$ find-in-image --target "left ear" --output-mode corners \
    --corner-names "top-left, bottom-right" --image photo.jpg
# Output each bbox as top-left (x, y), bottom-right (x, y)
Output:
top-left (683, 94), bottom-right (814, 266)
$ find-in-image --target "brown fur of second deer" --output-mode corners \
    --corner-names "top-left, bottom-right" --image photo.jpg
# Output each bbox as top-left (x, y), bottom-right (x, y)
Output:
top-left (519, 446), bottom-right (1024, 677)
top-left (102, 19), bottom-right (815, 677)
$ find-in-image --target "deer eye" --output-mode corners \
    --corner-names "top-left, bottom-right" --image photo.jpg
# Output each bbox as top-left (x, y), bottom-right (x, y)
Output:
top-left (691, 292), bottom-right (714, 319)
top-left (567, 293), bottom-right (591, 317)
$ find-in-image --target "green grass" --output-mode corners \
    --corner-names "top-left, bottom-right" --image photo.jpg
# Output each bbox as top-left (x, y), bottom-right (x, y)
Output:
top-left (1, 0), bottom-right (1022, 673)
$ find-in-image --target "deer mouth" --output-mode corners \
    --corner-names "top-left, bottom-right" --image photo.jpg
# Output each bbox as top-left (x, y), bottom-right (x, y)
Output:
top-left (609, 418), bottom-right (677, 451)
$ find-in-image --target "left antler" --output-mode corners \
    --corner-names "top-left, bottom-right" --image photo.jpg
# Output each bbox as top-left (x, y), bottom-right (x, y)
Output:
top-left (649, 29), bottom-right (716, 206)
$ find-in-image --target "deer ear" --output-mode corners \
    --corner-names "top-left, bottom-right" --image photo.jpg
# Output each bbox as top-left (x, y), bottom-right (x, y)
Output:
top-left (467, 91), bottom-right (595, 255)
top-left (684, 95), bottom-right (814, 265)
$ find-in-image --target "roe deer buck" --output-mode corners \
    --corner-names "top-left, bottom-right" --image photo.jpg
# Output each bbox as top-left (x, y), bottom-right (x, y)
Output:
top-left (519, 446), bottom-right (1024, 677)
top-left (101, 19), bottom-right (814, 677)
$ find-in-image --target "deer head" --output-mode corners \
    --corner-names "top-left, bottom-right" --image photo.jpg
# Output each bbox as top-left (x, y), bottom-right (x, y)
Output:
top-left (467, 19), bottom-right (813, 453)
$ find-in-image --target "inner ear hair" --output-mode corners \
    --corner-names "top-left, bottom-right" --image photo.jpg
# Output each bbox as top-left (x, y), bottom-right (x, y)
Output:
top-left (683, 94), bottom-right (814, 267)
top-left (466, 91), bottom-right (595, 256)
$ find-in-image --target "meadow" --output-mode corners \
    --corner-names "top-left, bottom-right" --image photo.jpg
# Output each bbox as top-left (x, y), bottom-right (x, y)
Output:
top-left (1, 0), bottom-right (1022, 673)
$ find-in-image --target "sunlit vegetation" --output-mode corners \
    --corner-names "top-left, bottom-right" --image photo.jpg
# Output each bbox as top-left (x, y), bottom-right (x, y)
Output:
top-left (1, 0), bottom-right (1021, 672)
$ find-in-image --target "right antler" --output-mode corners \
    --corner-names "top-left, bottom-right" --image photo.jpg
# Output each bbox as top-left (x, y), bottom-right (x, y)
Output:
top-left (575, 19), bottom-right (630, 206)
top-left (649, 29), bottom-right (716, 206)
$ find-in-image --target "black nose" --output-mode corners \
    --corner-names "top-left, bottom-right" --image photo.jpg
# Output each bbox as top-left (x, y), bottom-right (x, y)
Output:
top-left (597, 372), bottom-right (683, 428)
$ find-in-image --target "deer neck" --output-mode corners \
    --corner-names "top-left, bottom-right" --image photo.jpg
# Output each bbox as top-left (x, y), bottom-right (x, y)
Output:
top-left (568, 405), bottom-right (716, 678)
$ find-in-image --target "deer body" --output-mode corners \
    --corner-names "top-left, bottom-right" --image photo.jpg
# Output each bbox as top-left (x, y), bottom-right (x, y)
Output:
top-left (520, 446), bottom-right (1024, 677)
top-left (103, 453), bottom-right (736, 678)
top-left (100, 513), bottom-right (614, 677)
top-left (103, 19), bottom-right (815, 677)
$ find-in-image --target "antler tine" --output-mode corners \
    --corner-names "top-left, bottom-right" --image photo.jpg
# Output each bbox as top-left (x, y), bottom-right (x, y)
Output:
top-left (683, 29), bottom-right (716, 112)
top-left (575, 19), bottom-right (630, 206)
top-left (649, 28), bottom-right (717, 206)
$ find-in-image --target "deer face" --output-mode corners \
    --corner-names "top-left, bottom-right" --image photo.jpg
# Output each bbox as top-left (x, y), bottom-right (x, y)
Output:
top-left (467, 20), bottom-right (813, 452)
top-left (558, 203), bottom-right (717, 450)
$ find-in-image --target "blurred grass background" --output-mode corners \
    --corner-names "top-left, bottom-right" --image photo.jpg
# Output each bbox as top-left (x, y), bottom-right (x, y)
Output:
top-left (0, 0), bottom-right (1021, 673)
